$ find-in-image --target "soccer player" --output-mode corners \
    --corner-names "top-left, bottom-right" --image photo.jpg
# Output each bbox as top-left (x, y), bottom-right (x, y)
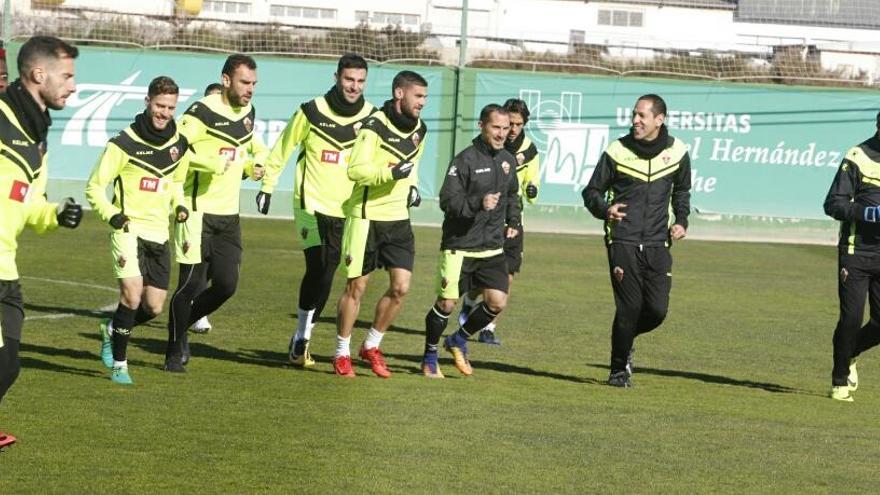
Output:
top-left (421, 103), bottom-right (521, 378)
top-left (333, 70), bottom-right (428, 378)
top-left (460, 98), bottom-right (540, 345)
top-left (823, 111), bottom-right (880, 402)
top-left (188, 81), bottom-right (224, 336)
top-left (258, 54), bottom-right (376, 368)
top-left (86, 76), bottom-right (190, 383)
top-left (163, 54), bottom-right (268, 370)
top-left (582, 94), bottom-right (691, 388)
top-left (0, 36), bottom-right (82, 447)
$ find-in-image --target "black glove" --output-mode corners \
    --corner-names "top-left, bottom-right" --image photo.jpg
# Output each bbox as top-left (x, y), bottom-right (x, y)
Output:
top-left (109, 213), bottom-right (130, 230)
top-left (56, 197), bottom-right (82, 229)
top-left (256, 191), bottom-right (271, 215)
top-left (525, 182), bottom-right (538, 200)
top-left (391, 161), bottom-right (414, 180)
top-left (407, 186), bottom-right (421, 208)
top-left (175, 205), bottom-right (189, 223)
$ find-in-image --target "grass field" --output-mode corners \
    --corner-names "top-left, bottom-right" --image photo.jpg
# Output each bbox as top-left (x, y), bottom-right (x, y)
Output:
top-left (1, 214), bottom-right (878, 493)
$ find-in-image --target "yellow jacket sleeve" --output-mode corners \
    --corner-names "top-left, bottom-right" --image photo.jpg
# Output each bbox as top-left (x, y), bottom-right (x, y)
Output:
top-left (347, 128), bottom-right (394, 186)
top-left (172, 152), bottom-right (190, 209)
top-left (26, 157), bottom-right (59, 233)
top-left (261, 110), bottom-right (309, 193)
top-left (178, 113), bottom-right (227, 175)
top-left (85, 143), bottom-right (126, 223)
top-left (243, 132), bottom-right (269, 181)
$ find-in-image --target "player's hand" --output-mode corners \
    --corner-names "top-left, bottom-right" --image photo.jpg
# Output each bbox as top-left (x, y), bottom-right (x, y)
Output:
top-left (863, 204), bottom-right (880, 222)
top-left (109, 212), bottom-right (130, 230)
top-left (516, 152), bottom-right (526, 166)
top-left (482, 192), bottom-right (501, 211)
top-left (525, 182), bottom-right (538, 200)
top-left (670, 224), bottom-right (687, 240)
top-left (252, 164), bottom-right (265, 180)
top-left (407, 186), bottom-right (421, 208)
top-left (57, 197), bottom-right (83, 229)
top-left (391, 161), bottom-right (414, 180)
top-left (256, 191), bottom-right (271, 215)
top-left (506, 227), bottom-right (519, 239)
top-left (607, 203), bottom-right (627, 221)
top-left (175, 205), bottom-right (189, 223)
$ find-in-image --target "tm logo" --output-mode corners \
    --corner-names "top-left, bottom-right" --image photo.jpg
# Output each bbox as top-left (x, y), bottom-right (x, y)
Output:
top-left (62, 71), bottom-right (196, 147)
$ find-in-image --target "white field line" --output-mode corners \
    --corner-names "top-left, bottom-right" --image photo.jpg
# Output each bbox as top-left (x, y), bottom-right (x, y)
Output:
top-left (20, 276), bottom-right (117, 321)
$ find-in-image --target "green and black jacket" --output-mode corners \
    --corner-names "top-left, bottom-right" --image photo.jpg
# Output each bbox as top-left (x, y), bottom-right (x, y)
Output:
top-left (824, 135), bottom-right (880, 256)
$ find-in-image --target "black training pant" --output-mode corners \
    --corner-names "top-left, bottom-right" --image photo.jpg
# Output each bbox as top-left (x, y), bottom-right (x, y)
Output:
top-left (832, 253), bottom-right (880, 385)
top-left (166, 214), bottom-right (242, 359)
top-left (299, 212), bottom-right (344, 320)
top-left (0, 280), bottom-right (24, 404)
top-left (607, 244), bottom-right (672, 372)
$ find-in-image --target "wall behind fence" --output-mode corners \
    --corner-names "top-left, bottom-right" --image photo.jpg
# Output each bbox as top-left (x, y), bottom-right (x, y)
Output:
top-left (34, 45), bottom-right (880, 241)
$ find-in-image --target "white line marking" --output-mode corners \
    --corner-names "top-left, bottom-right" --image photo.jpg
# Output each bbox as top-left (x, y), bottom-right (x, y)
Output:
top-left (19, 276), bottom-right (118, 321)
top-left (21, 276), bottom-right (117, 293)
top-left (25, 303), bottom-right (117, 321)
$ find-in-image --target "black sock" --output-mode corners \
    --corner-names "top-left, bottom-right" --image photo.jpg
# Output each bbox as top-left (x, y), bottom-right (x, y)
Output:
top-left (111, 303), bottom-right (137, 363)
top-left (462, 302), bottom-right (499, 336)
top-left (134, 305), bottom-right (156, 326)
top-left (424, 304), bottom-right (451, 353)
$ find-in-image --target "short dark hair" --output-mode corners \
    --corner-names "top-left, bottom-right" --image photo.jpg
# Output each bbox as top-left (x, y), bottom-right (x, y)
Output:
top-left (204, 83), bottom-right (223, 96)
top-left (148, 76), bottom-right (179, 98)
top-left (479, 103), bottom-right (507, 123)
top-left (337, 53), bottom-right (368, 74)
top-left (392, 70), bottom-right (427, 94)
top-left (222, 54), bottom-right (256, 77)
top-left (502, 98), bottom-right (530, 123)
top-left (18, 36), bottom-right (78, 76)
top-left (638, 94), bottom-right (667, 117)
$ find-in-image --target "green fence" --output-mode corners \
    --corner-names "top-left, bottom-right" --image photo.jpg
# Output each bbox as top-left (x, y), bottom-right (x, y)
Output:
top-left (28, 45), bottom-right (880, 242)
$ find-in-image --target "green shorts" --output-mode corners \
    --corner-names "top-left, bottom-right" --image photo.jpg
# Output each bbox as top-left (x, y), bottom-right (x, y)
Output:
top-left (173, 211), bottom-right (203, 265)
top-left (110, 231), bottom-right (171, 289)
top-left (341, 217), bottom-right (414, 278)
top-left (435, 249), bottom-right (508, 300)
top-left (295, 208), bottom-right (322, 250)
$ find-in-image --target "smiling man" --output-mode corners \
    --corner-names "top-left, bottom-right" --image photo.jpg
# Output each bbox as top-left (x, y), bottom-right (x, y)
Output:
top-left (86, 76), bottom-right (190, 385)
top-left (420, 103), bottom-right (521, 378)
top-left (258, 54), bottom-right (377, 368)
top-left (582, 94), bottom-right (691, 388)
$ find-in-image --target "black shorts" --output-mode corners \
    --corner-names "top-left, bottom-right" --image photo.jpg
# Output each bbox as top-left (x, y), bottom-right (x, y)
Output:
top-left (437, 251), bottom-right (509, 300)
top-left (138, 238), bottom-right (171, 290)
top-left (201, 213), bottom-right (243, 268)
top-left (316, 212), bottom-right (345, 259)
top-left (504, 225), bottom-right (524, 274)
top-left (342, 218), bottom-right (415, 277)
top-left (0, 280), bottom-right (24, 342)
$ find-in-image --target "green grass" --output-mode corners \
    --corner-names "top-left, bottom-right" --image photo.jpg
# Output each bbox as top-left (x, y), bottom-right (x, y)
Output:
top-left (1, 215), bottom-right (877, 493)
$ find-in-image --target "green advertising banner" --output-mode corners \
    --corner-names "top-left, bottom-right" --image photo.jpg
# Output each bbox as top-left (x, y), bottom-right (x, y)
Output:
top-left (468, 69), bottom-right (880, 221)
top-left (42, 46), bottom-right (455, 217)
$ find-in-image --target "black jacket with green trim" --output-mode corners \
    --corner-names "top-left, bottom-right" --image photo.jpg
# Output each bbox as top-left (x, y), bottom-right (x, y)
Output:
top-left (582, 132), bottom-right (691, 247)
top-left (824, 135), bottom-right (880, 256)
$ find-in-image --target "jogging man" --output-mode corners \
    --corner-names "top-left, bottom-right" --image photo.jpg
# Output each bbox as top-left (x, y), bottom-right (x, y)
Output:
top-left (87, 76), bottom-right (190, 383)
top-left (460, 98), bottom-right (540, 345)
top-left (582, 93), bottom-right (691, 388)
top-left (164, 54), bottom-right (267, 370)
top-left (0, 36), bottom-right (82, 447)
top-left (823, 111), bottom-right (880, 402)
top-left (259, 54), bottom-right (376, 368)
top-left (421, 103), bottom-right (521, 378)
top-left (333, 70), bottom-right (428, 378)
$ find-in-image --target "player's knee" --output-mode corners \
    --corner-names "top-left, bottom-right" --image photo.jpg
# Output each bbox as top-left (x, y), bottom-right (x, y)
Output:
top-left (436, 298), bottom-right (456, 314)
top-left (484, 294), bottom-right (507, 314)
top-left (345, 279), bottom-right (367, 301)
top-left (145, 301), bottom-right (164, 317)
top-left (388, 282), bottom-right (410, 300)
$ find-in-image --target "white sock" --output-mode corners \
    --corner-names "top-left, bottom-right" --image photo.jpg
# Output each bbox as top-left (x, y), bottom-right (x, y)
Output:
top-left (364, 327), bottom-right (384, 350)
top-left (336, 335), bottom-right (351, 358)
top-left (295, 308), bottom-right (315, 341)
top-left (462, 292), bottom-right (478, 309)
top-left (113, 360), bottom-right (127, 369)
top-left (304, 323), bottom-right (315, 342)
top-left (107, 319), bottom-right (114, 336)
top-left (483, 322), bottom-right (496, 333)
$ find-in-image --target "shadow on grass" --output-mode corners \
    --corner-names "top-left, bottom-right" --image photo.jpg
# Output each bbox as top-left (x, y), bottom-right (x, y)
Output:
top-left (18, 348), bottom-right (104, 378)
top-left (386, 352), bottom-right (601, 384)
top-left (586, 363), bottom-right (807, 394)
top-left (24, 302), bottom-right (111, 319)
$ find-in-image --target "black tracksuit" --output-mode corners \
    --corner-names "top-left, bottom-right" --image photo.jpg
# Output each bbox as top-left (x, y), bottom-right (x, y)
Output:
top-left (823, 135), bottom-right (880, 386)
top-left (582, 126), bottom-right (691, 373)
